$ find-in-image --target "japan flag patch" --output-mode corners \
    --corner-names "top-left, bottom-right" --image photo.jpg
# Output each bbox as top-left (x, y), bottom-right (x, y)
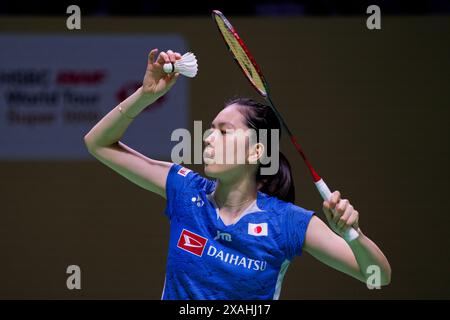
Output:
top-left (177, 167), bottom-right (191, 177)
top-left (248, 223), bottom-right (268, 236)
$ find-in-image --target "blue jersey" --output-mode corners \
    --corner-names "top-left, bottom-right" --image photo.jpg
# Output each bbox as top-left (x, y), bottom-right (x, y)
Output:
top-left (162, 163), bottom-right (314, 300)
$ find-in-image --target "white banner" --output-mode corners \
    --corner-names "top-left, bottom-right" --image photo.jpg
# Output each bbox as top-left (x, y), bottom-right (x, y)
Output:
top-left (0, 34), bottom-right (190, 160)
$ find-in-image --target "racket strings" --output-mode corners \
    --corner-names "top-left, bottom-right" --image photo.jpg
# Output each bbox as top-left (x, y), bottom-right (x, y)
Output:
top-left (215, 17), bottom-right (267, 95)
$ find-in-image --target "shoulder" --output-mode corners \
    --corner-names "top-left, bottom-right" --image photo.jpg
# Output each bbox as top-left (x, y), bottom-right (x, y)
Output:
top-left (259, 194), bottom-right (315, 259)
top-left (259, 193), bottom-right (314, 221)
top-left (166, 163), bottom-right (215, 193)
top-left (164, 164), bottom-right (216, 218)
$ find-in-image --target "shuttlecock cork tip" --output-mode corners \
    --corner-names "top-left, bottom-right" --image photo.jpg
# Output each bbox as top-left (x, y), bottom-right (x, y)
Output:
top-left (163, 51), bottom-right (198, 78)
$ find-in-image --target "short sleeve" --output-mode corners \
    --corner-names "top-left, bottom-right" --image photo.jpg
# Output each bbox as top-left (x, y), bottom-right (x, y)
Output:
top-left (283, 203), bottom-right (314, 260)
top-left (164, 163), bottom-right (212, 219)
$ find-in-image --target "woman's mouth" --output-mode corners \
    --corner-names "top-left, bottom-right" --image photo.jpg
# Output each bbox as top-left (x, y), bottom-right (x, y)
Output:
top-left (203, 148), bottom-right (216, 164)
top-left (203, 148), bottom-right (215, 159)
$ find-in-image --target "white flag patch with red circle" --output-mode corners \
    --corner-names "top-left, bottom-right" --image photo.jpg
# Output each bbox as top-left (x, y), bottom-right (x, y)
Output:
top-left (248, 223), bottom-right (268, 236)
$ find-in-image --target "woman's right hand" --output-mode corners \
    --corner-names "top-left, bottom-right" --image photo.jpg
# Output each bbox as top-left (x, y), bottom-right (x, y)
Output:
top-left (142, 49), bottom-right (182, 97)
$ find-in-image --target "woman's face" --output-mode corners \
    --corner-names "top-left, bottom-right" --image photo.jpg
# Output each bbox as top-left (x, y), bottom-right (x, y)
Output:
top-left (203, 103), bottom-right (262, 181)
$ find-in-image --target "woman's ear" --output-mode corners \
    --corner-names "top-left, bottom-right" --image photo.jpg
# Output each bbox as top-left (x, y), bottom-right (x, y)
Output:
top-left (248, 143), bottom-right (264, 164)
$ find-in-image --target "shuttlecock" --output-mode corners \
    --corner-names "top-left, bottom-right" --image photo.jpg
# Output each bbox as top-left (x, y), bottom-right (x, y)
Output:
top-left (163, 52), bottom-right (198, 78)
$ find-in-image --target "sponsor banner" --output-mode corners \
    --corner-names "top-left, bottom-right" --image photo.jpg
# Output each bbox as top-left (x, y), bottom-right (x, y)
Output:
top-left (0, 34), bottom-right (189, 160)
top-left (177, 228), bottom-right (267, 271)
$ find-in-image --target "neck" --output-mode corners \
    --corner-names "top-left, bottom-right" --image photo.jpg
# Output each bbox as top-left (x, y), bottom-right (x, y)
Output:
top-left (213, 171), bottom-right (257, 218)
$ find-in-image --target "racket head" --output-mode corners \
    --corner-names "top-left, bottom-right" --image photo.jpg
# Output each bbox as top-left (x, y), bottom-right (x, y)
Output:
top-left (212, 10), bottom-right (269, 97)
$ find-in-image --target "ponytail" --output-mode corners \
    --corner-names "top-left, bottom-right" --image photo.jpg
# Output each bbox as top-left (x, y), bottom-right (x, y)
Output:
top-left (225, 97), bottom-right (296, 204)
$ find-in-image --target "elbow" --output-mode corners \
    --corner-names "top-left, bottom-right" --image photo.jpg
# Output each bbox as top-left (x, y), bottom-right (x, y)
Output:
top-left (360, 265), bottom-right (391, 287)
top-left (83, 133), bottom-right (118, 155)
top-left (381, 268), bottom-right (392, 287)
top-left (378, 276), bottom-right (391, 287)
top-left (381, 260), bottom-right (392, 286)
top-left (83, 133), bottom-right (97, 154)
top-left (375, 269), bottom-right (392, 287)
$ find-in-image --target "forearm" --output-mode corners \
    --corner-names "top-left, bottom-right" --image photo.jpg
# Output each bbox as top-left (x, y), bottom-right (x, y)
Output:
top-left (348, 230), bottom-right (391, 285)
top-left (84, 87), bottom-right (158, 148)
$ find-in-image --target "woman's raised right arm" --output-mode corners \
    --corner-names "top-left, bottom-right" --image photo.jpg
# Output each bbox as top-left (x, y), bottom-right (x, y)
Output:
top-left (83, 49), bottom-right (181, 199)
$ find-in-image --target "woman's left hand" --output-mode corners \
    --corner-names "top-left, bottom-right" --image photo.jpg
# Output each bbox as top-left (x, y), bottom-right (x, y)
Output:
top-left (322, 191), bottom-right (360, 239)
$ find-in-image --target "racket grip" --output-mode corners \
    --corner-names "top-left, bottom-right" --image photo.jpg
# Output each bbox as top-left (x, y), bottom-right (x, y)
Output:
top-left (315, 179), bottom-right (360, 242)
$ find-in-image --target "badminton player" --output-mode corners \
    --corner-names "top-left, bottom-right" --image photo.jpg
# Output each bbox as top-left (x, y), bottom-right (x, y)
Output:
top-left (84, 49), bottom-right (391, 299)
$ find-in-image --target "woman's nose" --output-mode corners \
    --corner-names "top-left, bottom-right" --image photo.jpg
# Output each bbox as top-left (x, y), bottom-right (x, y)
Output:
top-left (204, 129), bottom-right (216, 146)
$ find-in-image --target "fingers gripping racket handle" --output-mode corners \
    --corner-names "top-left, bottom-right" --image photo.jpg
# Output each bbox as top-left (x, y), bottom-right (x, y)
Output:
top-left (315, 179), bottom-right (360, 242)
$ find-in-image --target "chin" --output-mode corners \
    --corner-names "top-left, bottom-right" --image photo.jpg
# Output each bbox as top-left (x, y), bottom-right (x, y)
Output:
top-left (204, 163), bottom-right (221, 178)
top-left (204, 163), bottom-right (242, 180)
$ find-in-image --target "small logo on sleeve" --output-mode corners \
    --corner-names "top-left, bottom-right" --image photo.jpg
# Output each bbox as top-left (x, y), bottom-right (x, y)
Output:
top-left (248, 223), bottom-right (268, 236)
top-left (191, 195), bottom-right (204, 207)
top-left (177, 167), bottom-right (191, 177)
top-left (177, 229), bottom-right (208, 257)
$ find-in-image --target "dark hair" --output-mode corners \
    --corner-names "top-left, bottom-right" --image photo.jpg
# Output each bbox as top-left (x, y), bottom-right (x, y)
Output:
top-left (225, 97), bottom-right (295, 203)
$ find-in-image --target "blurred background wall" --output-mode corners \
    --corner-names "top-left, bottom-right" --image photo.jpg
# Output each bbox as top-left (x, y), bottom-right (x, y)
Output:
top-left (0, 1), bottom-right (449, 299)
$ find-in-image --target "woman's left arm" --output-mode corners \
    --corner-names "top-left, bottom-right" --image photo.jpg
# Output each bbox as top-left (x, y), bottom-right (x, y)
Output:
top-left (303, 191), bottom-right (391, 286)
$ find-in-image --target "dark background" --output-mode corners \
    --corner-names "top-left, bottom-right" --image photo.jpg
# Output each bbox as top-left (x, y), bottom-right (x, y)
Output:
top-left (1, 0), bottom-right (450, 16)
top-left (0, 1), bottom-right (449, 299)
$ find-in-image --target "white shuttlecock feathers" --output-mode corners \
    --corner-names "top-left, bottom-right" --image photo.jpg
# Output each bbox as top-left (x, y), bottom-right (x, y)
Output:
top-left (163, 52), bottom-right (198, 78)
